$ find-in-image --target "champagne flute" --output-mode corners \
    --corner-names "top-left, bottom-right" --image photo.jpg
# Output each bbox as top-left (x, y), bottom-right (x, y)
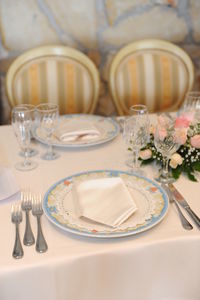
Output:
top-left (123, 105), bottom-right (149, 172)
top-left (154, 115), bottom-right (180, 183)
top-left (36, 103), bottom-right (59, 160)
top-left (12, 106), bottom-right (38, 171)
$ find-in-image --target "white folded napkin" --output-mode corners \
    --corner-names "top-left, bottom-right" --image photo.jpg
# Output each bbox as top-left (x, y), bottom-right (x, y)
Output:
top-left (55, 119), bottom-right (101, 142)
top-left (73, 177), bottom-right (137, 227)
top-left (0, 167), bottom-right (20, 201)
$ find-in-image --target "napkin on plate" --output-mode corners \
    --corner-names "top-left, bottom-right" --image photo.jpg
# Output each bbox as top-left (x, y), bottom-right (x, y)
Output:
top-left (54, 119), bottom-right (101, 142)
top-left (73, 177), bottom-right (137, 227)
top-left (0, 167), bottom-right (20, 201)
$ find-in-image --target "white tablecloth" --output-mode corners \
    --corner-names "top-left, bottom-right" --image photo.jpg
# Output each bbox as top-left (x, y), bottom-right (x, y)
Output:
top-left (0, 124), bottom-right (200, 300)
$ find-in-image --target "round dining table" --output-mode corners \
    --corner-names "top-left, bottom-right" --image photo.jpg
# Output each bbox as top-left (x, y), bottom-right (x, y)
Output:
top-left (0, 118), bottom-right (200, 300)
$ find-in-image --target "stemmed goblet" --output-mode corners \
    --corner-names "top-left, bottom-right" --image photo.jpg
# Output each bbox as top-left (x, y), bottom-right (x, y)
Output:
top-left (154, 115), bottom-right (180, 183)
top-left (36, 103), bottom-right (59, 160)
top-left (12, 105), bottom-right (38, 171)
top-left (123, 105), bottom-right (149, 172)
top-left (16, 104), bottom-right (38, 158)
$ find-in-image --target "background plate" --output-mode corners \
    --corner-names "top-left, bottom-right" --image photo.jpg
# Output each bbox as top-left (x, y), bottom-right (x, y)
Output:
top-left (34, 114), bottom-right (119, 148)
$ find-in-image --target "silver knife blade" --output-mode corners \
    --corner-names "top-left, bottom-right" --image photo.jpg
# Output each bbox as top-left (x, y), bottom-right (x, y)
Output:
top-left (168, 183), bottom-right (200, 229)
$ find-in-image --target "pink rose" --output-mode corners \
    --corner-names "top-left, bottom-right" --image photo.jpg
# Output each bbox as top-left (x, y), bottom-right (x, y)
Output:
top-left (175, 112), bottom-right (194, 129)
top-left (139, 149), bottom-right (152, 160)
top-left (190, 135), bottom-right (200, 149)
top-left (174, 128), bottom-right (187, 145)
top-left (158, 115), bottom-right (171, 127)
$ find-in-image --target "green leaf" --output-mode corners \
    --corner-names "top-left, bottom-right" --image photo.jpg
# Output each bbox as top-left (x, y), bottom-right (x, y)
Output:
top-left (193, 161), bottom-right (200, 172)
top-left (186, 172), bottom-right (197, 182)
top-left (171, 166), bottom-right (182, 179)
top-left (140, 158), bottom-right (154, 165)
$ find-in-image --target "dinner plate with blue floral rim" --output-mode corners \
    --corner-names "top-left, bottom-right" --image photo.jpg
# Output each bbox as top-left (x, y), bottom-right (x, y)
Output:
top-left (43, 170), bottom-right (169, 238)
top-left (34, 114), bottom-right (120, 148)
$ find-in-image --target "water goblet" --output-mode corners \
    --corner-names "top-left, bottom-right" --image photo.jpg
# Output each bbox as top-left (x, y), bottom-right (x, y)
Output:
top-left (12, 106), bottom-right (38, 171)
top-left (16, 104), bottom-right (38, 158)
top-left (154, 115), bottom-right (180, 183)
top-left (36, 103), bottom-right (59, 160)
top-left (123, 105), bottom-right (149, 172)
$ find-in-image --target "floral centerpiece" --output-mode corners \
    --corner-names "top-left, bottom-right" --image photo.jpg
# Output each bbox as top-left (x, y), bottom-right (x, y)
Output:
top-left (139, 113), bottom-right (200, 181)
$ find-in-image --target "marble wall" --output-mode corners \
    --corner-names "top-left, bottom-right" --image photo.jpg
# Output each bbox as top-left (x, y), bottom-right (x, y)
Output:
top-left (1, 0), bottom-right (200, 123)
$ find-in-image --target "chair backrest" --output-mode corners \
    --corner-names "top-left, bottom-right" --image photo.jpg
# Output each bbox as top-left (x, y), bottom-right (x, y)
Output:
top-left (6, 45), bottom-right (100, 114)
top-left (109, 39), bottom-right (194, 115)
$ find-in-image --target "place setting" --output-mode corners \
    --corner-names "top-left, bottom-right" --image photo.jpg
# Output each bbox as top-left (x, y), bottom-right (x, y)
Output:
top-left (33, 113), bottom-right (120, 149)
top-left (9, 100), bottom-right (200, 248)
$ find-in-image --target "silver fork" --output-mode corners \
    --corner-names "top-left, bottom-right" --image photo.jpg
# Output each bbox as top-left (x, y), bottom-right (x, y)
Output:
top-left (21, 191), bottom-right (35, 246)
top-left (11, 203), bottom-right (24, 259)
top-left (32, 194), bottom-right (48, 253)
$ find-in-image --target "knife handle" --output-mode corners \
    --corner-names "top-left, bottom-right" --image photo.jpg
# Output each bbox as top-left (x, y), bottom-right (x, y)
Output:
top-left (185, 207), bottom-right (200, 229)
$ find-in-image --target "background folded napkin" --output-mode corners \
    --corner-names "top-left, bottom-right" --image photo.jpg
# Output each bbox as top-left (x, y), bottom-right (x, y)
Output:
top-left (55, 119), bottom-right (101, 142)
top-left (73, 177), bottom-right (137, 227)
top-left (0, 167), bottom-right (20, 201)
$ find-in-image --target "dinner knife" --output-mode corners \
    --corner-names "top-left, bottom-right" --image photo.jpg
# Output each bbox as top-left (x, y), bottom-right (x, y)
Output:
top-left (168, 183), bottom-right (200, 229)
top-left (161, 184), bottom-right (193, 230)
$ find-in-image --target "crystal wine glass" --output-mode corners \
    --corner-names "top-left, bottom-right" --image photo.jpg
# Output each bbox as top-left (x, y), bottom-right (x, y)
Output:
top-left (36, 103), bottom-right (59, 160)
top-left (181, 91), bottom-right (200, 121)
top-left (154, 114), bottom-right (180, 183)
top-left (123, 105), bottom-right (149, 172)
top-left (12, 106), bottom-right (38, 171)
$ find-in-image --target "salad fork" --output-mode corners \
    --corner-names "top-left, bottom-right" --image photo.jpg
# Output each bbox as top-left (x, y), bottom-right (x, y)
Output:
top-left (21, 190), bottom-right (35, 246)
top-left (32, 194), bottom-right (48, 253)
top-left (11, 203), bottom-right (24, 259)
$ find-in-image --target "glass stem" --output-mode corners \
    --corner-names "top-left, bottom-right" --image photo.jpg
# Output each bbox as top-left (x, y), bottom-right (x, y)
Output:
top-left (47, 134), bottom-right (53, 156)
top-left (161, 156), bottom-right (169, 179)
top-left (132, 150), bottom-right (139, 171)
top-left (24, 148), bottom-right (30, 166)
top-left (47, 144), bottom-right (53, 156)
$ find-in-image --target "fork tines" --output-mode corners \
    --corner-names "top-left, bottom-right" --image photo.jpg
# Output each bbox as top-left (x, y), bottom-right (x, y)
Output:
top-left (32, 193), bottom-right (43, 216)
top-left (21, 190), bottom-right (32, 211)
top-left (11, 203), bottom-right (22, 224)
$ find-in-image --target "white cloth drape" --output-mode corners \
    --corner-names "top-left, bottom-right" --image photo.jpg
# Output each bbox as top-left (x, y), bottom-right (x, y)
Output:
top-left (0, 124), bottom-right (200, 300)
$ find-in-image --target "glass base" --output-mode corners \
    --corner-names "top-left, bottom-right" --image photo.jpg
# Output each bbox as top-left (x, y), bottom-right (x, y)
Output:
top-left (41, 151), bottom-right (60, 161)
top-left (19, 148), bottom-right (38, 158)
top-left (15, 161), bottom-right (38, 171)
top-left (155, 173), bottom-right (176, 184)
top-left (125, 158), bottom-right (146, 176)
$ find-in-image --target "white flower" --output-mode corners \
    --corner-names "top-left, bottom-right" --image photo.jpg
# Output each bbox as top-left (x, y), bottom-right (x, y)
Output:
top-left (169, 153), bottom-right (183, 169)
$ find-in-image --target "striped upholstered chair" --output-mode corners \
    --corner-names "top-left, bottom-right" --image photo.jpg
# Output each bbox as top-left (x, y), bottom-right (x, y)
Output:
top-left (6, 45), bottom-right (100, 114)
top-left (109, 39), bottom-right (194, 115)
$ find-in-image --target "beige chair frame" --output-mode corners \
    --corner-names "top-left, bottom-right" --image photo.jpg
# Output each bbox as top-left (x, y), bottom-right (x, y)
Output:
top-left (6, 45), bottom-right (100, 114)
top-left (109, 39), bottom-right (194, 115)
